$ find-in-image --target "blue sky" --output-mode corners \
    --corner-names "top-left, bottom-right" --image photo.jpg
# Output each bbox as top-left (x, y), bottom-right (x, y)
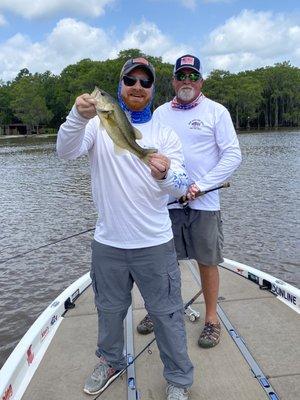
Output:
top-left (0, 0), bottom-right (299, 82)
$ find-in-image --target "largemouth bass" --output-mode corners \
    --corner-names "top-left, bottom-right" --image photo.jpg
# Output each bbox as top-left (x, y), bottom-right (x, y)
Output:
top-left (91, 87), bottom-right (157, 163)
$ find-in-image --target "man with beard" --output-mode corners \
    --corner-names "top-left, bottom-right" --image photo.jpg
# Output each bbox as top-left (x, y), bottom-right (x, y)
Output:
top-left (57, 57), bottom-right (193, 400)
top-left (137, 54), bottom-right (242, 349)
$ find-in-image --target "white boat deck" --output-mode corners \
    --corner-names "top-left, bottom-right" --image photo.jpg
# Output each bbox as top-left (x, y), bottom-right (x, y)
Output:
top-left (21, 260), bottom-right (300, 400)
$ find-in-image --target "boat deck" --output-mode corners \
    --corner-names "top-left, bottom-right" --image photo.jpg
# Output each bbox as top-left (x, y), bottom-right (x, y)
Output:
top-left (22, 260), bottom-right (300, 400)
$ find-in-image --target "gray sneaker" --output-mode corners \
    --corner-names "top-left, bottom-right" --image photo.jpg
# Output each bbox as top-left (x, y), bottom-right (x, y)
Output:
top-left (83, 356), bottom-right (121, 395)
top-left (166, 384), bottom-right (190, 400)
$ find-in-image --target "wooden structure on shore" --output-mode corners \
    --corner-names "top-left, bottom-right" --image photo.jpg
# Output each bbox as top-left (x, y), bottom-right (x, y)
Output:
top-left (0, 124), bottom-right (30, 136)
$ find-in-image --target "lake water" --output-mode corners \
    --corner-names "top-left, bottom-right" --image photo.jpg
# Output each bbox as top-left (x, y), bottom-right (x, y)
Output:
top-left (0, 131), bottom-right (299, 368)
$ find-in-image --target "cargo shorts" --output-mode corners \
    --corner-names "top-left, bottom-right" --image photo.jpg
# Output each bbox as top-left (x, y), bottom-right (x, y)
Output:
top-left (169, 208), bottom-right (224, 266)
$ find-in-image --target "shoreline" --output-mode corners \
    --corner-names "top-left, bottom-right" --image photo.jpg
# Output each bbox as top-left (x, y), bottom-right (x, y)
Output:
top-left (0, 133), bottom-right (57, 140)
top-left (1, 127), bottom-right (299, 140)
top-left (236, 126), bottom-right (300, 134)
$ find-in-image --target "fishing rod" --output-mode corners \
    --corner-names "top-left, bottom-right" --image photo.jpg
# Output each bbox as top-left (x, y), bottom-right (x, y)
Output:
top-left (93, 338), bottom-right (156, 399)
top-left (0, 227), bottom-right (95, 264)
top-left (168, 182), bottom-right (230, 206)
top-left (1, 184), bottom-right (229, 264)
top-left (94, 288), bottom-right (203, 399)
top-left (184, 288), bottom-right (203, 309)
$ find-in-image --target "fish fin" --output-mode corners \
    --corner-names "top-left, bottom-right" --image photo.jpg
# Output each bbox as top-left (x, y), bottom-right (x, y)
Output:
top-left (133, 127), bottom-right (143, 140)
top-left (114, 143), bottom-right (129, 156)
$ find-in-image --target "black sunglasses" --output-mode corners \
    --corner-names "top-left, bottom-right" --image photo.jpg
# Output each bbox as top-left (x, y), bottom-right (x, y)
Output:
top-left (123, 75), bottom-right (153, 89)
top-left (175, 72), bottom-right (201, 82)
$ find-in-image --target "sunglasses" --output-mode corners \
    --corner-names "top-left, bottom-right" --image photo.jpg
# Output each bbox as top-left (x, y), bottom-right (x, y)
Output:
top-left (175, 72), bottom-right (201, 82)
top-left (123, 75), bottom-right (153, 89)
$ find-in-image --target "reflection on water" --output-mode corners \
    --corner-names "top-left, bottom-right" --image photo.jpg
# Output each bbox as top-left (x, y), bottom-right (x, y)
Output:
top-left (0, 131), bottom-right (299, 368)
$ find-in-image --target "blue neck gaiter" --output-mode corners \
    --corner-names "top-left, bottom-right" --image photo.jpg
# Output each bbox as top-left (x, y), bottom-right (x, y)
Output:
top-left (117, 82), bottom-right (154, 124)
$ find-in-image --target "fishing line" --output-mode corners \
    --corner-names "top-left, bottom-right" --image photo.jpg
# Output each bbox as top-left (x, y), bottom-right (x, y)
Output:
top-left (0, 227), bottom-right (95, 264)
top-left (1, 183), bottom-right (230, 264)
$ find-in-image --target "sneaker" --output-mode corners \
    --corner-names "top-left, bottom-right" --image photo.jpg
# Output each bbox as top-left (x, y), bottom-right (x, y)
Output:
top-left (137, 313), bottom-right (154, 335)
top-left (83, 356), bottom-right (121, 395)
top-left (198, 321), bottom-right (221, 348)
top-left (166, 384), bottom-right (190, 400)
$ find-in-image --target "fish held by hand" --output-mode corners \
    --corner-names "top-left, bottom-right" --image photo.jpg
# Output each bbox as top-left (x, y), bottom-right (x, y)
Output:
top-left (91, 87), bottom-right (157, 163)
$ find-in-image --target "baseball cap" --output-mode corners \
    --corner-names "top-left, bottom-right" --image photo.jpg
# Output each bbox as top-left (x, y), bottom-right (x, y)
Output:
top-left (120, 57), bottom-right (155, 82)
top-left (173, 54), bottom-right (202, 75)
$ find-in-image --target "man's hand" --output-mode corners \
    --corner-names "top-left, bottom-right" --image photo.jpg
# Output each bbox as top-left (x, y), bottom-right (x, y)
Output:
top-left (148, 153), bottom-right (171, 180)
top-left (75, 93), bottom-right (98, 119)
top-left (186, 183), bottom-right (201, 200)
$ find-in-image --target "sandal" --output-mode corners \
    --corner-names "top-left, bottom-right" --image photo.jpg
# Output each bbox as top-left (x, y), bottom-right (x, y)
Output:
top-left (198, 321), bottom-right (221, 348)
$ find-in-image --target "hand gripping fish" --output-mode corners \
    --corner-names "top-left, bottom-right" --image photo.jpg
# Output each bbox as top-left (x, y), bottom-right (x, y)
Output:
top-left (91, 87), bottom-right (157, 163)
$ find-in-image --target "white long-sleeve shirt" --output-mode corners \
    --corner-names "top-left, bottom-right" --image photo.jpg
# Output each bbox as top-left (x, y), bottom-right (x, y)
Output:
top-left (153, 96), bottom-right (242, 210)
top-left (57, 106), bottom-right (188, 248)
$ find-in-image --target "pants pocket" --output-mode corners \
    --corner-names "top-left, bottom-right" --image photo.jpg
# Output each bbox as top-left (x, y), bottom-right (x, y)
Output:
top-left (167, 264), bottom-right (182, 306)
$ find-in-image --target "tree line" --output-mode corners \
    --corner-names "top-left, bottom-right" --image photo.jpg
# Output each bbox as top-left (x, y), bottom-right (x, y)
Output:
top-left (0, 48), bottom-right (299, 133)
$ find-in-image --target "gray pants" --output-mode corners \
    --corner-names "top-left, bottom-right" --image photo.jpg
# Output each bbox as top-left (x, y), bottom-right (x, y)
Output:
top-left (91, 239), bottom-right (194, 388)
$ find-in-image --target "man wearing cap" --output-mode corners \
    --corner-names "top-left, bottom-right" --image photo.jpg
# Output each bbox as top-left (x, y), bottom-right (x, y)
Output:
top-left (137, 54), bottom-right (242, 349)
top-left (57, 57), bottom-right (193, 400)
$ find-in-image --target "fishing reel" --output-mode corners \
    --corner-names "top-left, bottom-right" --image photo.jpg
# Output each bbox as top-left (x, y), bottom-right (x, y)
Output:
top-left (184, 305), bottom-right (200, 322)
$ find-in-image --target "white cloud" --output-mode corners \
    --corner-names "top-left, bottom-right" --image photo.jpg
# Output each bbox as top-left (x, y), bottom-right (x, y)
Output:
top-left (0, 0), bottom-right (115, 19)
top-left (114, 20), bottom-right (192, 61)
top-left (0, 13), bottom-right (7, 25)
top-left (201, 9), bottom-right (300, 72)
top-left (0, 19), bottom-right (114, 81)
top-left (47, 18), bottom-right (111, 60)
top-left (1, 9), bottom-right (299, 82)
top-left (0, 18), bottom-right (190, 82)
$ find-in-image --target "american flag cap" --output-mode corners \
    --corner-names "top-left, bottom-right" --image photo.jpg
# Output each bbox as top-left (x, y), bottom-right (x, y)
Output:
top-left (174, 54), bottom-right (202, 75)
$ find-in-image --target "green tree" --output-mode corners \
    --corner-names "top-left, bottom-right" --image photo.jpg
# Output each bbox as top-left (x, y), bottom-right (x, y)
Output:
top-left (10, 72), bottom-right (53, 133)
top-left (0, 83), bottom-right (14, 130)
top-left (1, 50), bottom-right (299, 131)
top-left (256, 62), bottom-right (300, 128)
top-left (229, 73), bottom-right (263, 129)
top-left (117, 49), bottom-right (145, 60)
